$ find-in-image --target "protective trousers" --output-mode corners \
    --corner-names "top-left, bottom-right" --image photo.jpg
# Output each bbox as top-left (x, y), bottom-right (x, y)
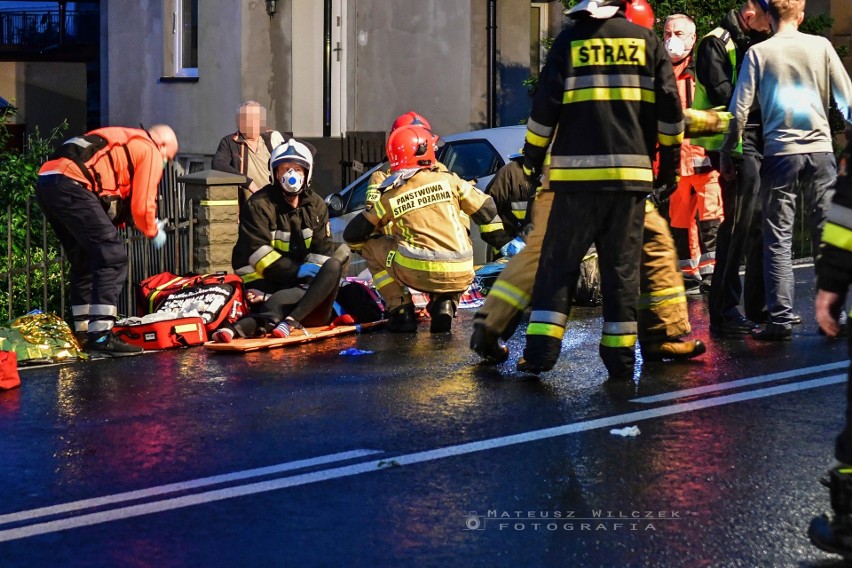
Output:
top-left (708, 154), bottom-right (765, 324)
top-left (477, 195), bottom-right (690, 344)
top-left (669, 171), bottom-right (723, 281)
top-left (34, 174), bottom-right (128, 336)
top-left (523, 192), bottom-right (645, 377)
top-left (360, 236), bottom-right (469, 309)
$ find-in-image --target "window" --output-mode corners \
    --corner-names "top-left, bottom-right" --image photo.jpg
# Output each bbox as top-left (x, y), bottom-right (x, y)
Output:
top-left (437, 140), bottom-right (502, 182)
top-left (530, 3), bottom-right (550, 79)
top-left (163, 0), bottom-right (198, 79)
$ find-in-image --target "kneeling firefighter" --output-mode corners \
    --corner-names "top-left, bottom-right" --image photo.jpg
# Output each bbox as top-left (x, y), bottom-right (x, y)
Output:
top-left (344, 124), bottom-right (502, 333)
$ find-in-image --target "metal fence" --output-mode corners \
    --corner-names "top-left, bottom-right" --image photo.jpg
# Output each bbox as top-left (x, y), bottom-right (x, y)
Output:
top-left (0, 9), bottom-right (98, 49)
top-left (1, 163), bottom-right (197, 322)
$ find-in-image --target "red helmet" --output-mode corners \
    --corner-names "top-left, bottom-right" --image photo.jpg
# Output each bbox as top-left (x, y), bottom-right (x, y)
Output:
top-left (625, 0), bottom-right (655, 30)
top-left (386, 125), bottom-right (437, 173)
top-left (391, 111), bottom-right (433, 133)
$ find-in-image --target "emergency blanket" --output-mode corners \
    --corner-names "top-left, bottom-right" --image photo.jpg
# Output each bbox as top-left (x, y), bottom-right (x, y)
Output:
top-left (0, 312), bottom-right (85, 364)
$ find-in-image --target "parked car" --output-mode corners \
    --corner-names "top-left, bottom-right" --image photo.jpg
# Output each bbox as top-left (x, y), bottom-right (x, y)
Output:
top-left (326, 125), bottom-right (526, 274)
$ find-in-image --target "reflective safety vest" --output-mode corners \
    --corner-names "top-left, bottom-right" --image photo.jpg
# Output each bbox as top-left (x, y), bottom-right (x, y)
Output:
top-left (691, 27), bottom-right (742, 155)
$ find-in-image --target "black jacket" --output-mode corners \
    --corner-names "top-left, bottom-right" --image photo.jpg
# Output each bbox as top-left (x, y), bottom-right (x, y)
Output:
top-left (231, 186), bottom-right (333, 287)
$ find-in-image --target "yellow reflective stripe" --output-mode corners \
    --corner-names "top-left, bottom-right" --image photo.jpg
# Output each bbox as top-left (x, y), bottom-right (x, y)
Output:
top-left (658, 132), bottom-right (684, 146)
top-left (638, 287), bottom-right (686, 310)
top-left (373, 270), bottom-right (394, 290)
top-left (600, 334), bottom-right (637, 348)
top-left (240, 271), bottom-right (262, 283)
top-left (393, 254), bottom-right (473, 273)
top-left (550, 168), bottom-right (654, 182)
top-left (272, 240), bottom-right (290, 252)
top-left (527, 322), bottom-right (565, 339)
top-left (199, 200), bottom-right (239, 206)
top-left (823, 222), bottom-right (852, 252)
top-left (526, 129), bottom-right (550, 148)
top-left (479, 222), bottom-right (503, 234)
top-left (563, 88), bottom-right (655, 104)
top-left (512, 210), bottom-right (526, 219)
top-left (305, 237), bottom-right (312, 249)
top-left (374, 200), bottom-right (386, 218)
top-left (490, 280), bottom-right (531, 311)
top-left (255, 249), bottom-right (283, 274)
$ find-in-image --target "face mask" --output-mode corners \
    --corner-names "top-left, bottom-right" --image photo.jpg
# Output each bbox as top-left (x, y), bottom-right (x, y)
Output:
top-left (665, 36), bottom-right (686, 60)
top-left (281, 169), bottom-right (304, 194)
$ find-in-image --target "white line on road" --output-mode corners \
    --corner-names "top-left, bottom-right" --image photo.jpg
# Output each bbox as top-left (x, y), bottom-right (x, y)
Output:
top-left (631, 361), bottom-right (848, 404)
top-left (0, 373), bottom-right (844, 543)
top-left (0, 449), bottom-right (382, 527)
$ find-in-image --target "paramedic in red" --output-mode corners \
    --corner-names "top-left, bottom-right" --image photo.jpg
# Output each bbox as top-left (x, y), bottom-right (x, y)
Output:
top-left (35, 125), bottom-right (179, 356)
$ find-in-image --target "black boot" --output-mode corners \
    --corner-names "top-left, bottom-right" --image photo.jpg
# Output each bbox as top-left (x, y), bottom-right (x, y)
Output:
top-left (470, 322), bottom-right (509, 363)
top-left (73, 331), bottom-right (88, 351)
top-left (427, 295), bottom-right (457, 333)
top-left (87, 331), bottom-right (143, 357)
top-left (386, 303), bottom-right (417, 333)
top-left (809, 465), bottom-right (852, 559)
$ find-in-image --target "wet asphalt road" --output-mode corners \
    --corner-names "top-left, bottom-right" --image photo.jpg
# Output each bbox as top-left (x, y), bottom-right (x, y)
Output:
top-left (2, 265), bottom-right (852, 567)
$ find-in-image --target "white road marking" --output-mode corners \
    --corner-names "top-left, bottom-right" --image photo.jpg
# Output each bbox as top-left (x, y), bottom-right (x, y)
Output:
top-left (0, 373), bottom-right (844, 543)
top-left (631, 361), bottom-right (849, 404)
top-left (0, 449), bottom-right (382, 527)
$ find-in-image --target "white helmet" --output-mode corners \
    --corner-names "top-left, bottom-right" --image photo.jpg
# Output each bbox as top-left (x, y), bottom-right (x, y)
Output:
top-left (270, 139), bottom-right (313, 194)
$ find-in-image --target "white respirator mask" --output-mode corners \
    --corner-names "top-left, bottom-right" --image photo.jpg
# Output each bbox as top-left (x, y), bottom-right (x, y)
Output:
top-left (665, 36), bottom-right (686, 60)
top-left (281, 169), bottom-right (304, 194)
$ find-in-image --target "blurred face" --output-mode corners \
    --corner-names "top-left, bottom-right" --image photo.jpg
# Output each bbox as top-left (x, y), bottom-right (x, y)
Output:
top-left (237, 104), bottom-right (266, 141)
top-left (663, 18), bottom-right (696, 60)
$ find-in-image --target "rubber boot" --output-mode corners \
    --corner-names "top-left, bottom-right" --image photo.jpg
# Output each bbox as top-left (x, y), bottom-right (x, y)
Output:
top-left (427, 295), bottom-right (457, 333)
top-left (386, 303), bottom-right (417, 333)
top-left (642, 338), bottom-right (706, 361)
top-left (470, 322), bottom-right (509, 363)
top-left (809, 465), bottom-right (852, 559)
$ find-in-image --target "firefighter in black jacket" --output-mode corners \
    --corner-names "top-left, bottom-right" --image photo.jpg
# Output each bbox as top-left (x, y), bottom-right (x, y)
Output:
top-left (484, 153), bottom-right (534, 256)
top-left (808, 131), bottom-right (852, 558)
top-left (214, 139), bottom-right (348, 342)
top-left (518, 0), bottom-right (683, 380)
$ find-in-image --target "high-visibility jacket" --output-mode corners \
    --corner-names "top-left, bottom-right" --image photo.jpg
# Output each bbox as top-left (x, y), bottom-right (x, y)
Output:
top-left (231, 187), bottom-right (333, 285)
top-left (523, 11), bottom-right (682, 193)
top-left (691, 27), bottom-right (740, 153)
top-left (817, 142), bottom-right (852, 295)
top-left (345, 168), bottom-right (499, 279)
top-left (38, 127), bottom-right (164, 237)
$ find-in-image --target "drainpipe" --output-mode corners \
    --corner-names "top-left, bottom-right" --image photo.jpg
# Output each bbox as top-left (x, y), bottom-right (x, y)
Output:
top-left (486, 0), bottom-right (497, 128)
top-left (323, 0), bottom-right (332, 136)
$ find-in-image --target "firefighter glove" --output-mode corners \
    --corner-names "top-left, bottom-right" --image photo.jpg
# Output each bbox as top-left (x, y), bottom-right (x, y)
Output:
top-left (151, 219), bottom-right (167, 250)
top-left (297, 263), bottom-right (321, 279)
top-left (650, 183), bottom-right (677, 207)
top-left (500, 237), bottom-right (526, 258)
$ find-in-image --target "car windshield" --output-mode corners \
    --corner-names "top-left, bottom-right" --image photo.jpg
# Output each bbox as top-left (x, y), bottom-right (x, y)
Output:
top-left (437, 139), bottom-right (502, 181)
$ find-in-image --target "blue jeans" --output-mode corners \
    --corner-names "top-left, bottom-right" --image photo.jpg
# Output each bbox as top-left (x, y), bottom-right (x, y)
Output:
top-left (761, 152), bottom-right (836, 326)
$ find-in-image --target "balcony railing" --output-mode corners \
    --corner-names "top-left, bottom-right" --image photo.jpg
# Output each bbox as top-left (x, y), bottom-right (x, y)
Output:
top-left (0, 9), bottom-right (98, 51)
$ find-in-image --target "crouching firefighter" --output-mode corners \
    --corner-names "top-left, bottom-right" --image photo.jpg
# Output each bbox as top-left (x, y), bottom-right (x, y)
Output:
top-left (35, 125), bottom-right (179, 356)
top-left (344, 124), bottom-right (502, 333)
top-left (218, 139), bottom-right (348, 342)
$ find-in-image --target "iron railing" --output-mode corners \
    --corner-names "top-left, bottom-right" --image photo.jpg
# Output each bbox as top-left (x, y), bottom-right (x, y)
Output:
top-left (2, 162), bottom-right (197, 322)
top-left (0, 9), bottom-right (98, 49)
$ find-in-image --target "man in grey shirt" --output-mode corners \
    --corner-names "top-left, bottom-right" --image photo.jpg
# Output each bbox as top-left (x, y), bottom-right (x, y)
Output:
top-left (722, 0), bottom-right (852, 341)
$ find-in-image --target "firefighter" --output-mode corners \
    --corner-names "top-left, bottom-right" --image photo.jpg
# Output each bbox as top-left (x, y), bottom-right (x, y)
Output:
top-left (35, 125), bottom-right (179, 356)
top-left (663, 14), bottom-right (723, 293)
top-left (693, 0), bottom-right (772, 336)
top-left (516, 0), bottom-right (683, 380)
top-left (364, 111), bottom-right (506, 247)
top-left (483, 152), bottom-right (535, 256)
top-left (343, 124), bottom-right (500, 333)
top-left (218, 139), bottom-right (348, 342)
top-left (808, 130), bottom-right (852, 558)
top-left (471, 3), bottom-right (708, 367)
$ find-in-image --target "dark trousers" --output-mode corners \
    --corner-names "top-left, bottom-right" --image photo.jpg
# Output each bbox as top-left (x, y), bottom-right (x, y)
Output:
top-left (524, 191), bottom-right (645, 375)
top-left (838, 332), bottom-right (852, 464)
top-left (233, 257), bottom-right (344, 337)
top-left (708, 154), bottom-right (765, 323)
top-left (34, 175), bottom-right (127, 334)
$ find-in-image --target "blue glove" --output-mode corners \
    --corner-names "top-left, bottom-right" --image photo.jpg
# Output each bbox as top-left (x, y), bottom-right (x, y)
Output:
top-left (151, 219), bottom-right (167, 250)
top-left (500, 237), bottom-right (526, 258)
top-left (297, 263), bottom-right (321, 279)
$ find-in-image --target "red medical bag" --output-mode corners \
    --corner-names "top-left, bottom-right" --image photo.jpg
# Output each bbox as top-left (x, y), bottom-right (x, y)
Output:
top-left (112, 317), bottom-right (208, 350)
